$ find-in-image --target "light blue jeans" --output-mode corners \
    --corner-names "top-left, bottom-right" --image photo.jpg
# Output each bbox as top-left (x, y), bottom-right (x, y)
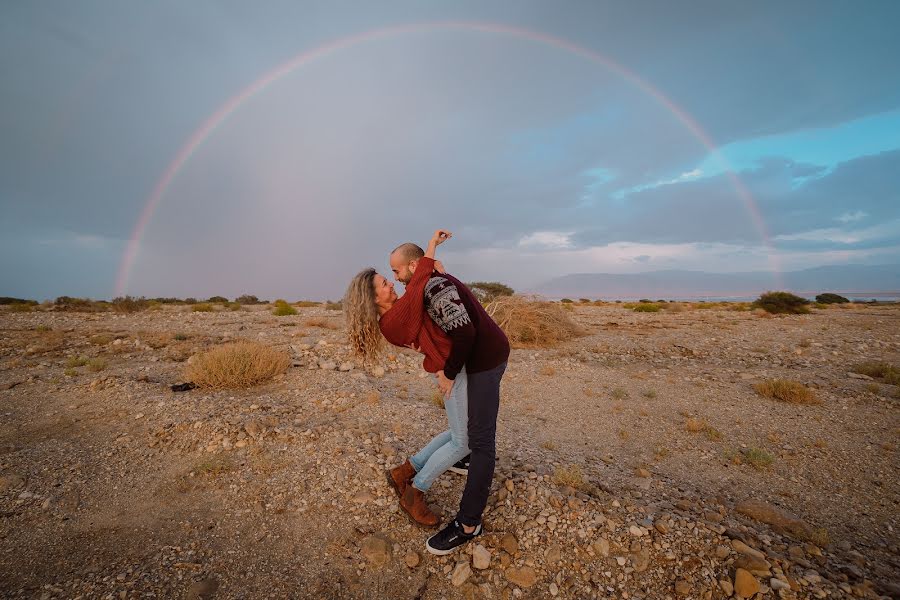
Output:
top-left (410, 367), bottom-right (469, 491)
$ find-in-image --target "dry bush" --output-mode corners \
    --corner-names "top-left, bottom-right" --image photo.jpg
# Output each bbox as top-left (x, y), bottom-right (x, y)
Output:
top-left (552, 464), bottom-right (585, 489)
top-left (685, 417), bottom-right (707, 433)
top-left (611, 387), bottom-right (628, 400)
top-left (305, 318), bottom-right (338, 329)
top-left (752, 308), bottom-right (773, 318)
top-left (852, 362), bottom-right (900, 385)
top-left (742, 448), bottom-right (774, 470)
top-left (753, 379), bottom-right (819, 404)
top-left (294, 301), bottom-right (319, 307)
top-left (272, 301), bottom-right (297, 316)
top-left (484, 296), bottom-right (584, 348)
top-left (184, 341), bottom-right (290, 389)
top-left (192, 303), bottom-right (214, 312)
top-left (540, 440), bottom-right (557, 451)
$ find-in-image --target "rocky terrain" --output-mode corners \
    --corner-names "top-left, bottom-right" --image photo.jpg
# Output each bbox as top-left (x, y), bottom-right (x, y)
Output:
top-left (1, 302), bottom-right (898, 599)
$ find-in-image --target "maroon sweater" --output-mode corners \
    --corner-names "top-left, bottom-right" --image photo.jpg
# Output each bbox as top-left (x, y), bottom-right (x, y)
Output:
top-left (423, 272), bottom-right (510, 380)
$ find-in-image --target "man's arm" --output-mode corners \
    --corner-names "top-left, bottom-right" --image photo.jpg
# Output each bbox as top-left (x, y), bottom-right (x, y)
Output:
top-left (426, 277), bottom-right (476, 382)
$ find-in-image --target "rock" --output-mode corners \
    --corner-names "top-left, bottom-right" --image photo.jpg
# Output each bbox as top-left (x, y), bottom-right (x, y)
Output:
top-left (635, 467), bottom-right (651, 478)
top-left (500, 533), bottom-right (519, 556)
top-left (452, 561), bottom-right (472, 586)
top-left (361, 534), bottom-right (392, 567)
top-left (734, 554), bottom-right (771, 575)
top-left (506, 566), bottom-right (537, 588)
top-left (544, 544), bottom-right (562, 565)
top-left (186, 578), bottom-right (219, 599)
top-left (318, 360), bottom-right (337, 370)
top-left (631, 548), bottom-right (650, 572)
top-left (719, 579), bottom-right (734, 596)
top-left (549, 582), bottom-right (559, 596)
top-left (0, 474), bottom-right (25, 492)
top-left (732, 539), bottom-right (766, 559)
top-left (473, 544), bottom-right (491, 570)
top-left (405, 552), bottom-right (420, 568)
top-left (734, 499), bottom-right (813, 538)
top-left (593, 537), bottom-right (610, 557)
top-left (243, 421), bottom-right (263, 438)
top-left (714, 545), bottom-right (731, 559)
top-left (628, 525), bottom-right (644, 537)
top-left (372, 366), bottom-right (385, 377)
top-left (770, 578), bottom-right (790, 591)
top-left (674, 579), bottom-right (691, 595)
top-left (339, 362), bottom-right (354, 372)
top-left (734, 568), bottom-right (760, 598)
top-left (351, 490), bottom-right (375, 504)
top-left (847, 372), bottom-right (873, 380)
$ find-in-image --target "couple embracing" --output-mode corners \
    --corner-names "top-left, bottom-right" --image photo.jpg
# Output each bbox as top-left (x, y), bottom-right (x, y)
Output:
top-left (344, 229), bottom-right (510, 555)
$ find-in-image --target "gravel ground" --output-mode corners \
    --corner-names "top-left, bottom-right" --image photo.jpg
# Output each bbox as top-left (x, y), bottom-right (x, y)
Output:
top-left (0, 303), bottom-right (898, 599)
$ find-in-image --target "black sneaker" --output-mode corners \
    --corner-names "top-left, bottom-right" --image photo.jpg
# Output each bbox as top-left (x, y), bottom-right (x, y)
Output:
top-left (425, 519), bottom-right (482, 555)
top-left (448, 454), bottom-right (470, 475)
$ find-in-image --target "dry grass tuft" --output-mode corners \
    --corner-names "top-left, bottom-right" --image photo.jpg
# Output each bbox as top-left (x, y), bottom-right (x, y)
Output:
top-left (484, 296), bottom-right (584, 348)
top-left (192, 303), bottom-right (215, 312)
top-left (852, 362), bottom-right (900, 386)
top-left (552, 464), bottom-right (585, 489)
top-left (184, 341), bottom-right (290, 389)
top-left (304, 318), bottom-right (338, 329)
top-left (753, 379), bottom-right (819, 404)
top-left (685, 417), bottom-right (706, 433)
top-left (540, 440), bottom-right (557, 451)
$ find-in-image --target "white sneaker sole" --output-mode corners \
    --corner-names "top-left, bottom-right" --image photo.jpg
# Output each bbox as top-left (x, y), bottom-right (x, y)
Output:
top-left (425, 525), bottom-right (482, 556)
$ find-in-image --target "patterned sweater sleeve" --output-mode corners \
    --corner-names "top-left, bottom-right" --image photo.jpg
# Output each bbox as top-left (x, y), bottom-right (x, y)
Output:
top-left (425, 276), bottom-right (476, 380)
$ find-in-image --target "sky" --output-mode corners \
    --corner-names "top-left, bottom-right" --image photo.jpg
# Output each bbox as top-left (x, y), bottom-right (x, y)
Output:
top-left (1, 0), bottom-right (899, 301)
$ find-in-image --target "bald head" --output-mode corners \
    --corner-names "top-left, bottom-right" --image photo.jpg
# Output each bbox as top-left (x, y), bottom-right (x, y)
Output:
top-left (389, 242), bottom-right (425, 284)
top-left (391, 243), bottom-right (424, 262)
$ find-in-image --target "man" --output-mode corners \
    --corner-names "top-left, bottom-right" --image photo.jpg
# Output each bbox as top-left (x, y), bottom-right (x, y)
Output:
top-left (389, 242), bottom-right (510, 555)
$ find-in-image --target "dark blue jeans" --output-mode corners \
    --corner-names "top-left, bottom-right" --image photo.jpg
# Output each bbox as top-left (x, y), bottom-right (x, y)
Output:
top-left (457, 361), bottom-right (507, 527)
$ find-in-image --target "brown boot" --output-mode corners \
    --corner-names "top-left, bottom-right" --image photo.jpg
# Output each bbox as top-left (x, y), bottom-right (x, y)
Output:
top-left (387, 460), bottom-right (416, 498)
top-left (400, 485), bottom-right (440, 528)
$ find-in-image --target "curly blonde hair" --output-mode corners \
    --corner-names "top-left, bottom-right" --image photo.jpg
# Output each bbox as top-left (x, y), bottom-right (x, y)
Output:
top-left (344, 268), bottom-right (383, 364)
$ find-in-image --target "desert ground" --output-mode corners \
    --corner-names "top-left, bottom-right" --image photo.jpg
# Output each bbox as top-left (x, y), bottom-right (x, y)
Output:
top-left (0, 301), bottom-right (898, 599)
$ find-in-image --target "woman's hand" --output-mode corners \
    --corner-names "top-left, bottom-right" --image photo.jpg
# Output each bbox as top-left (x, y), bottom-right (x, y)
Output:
top-left (405, 342), bottom-right (423, 353)
top-left (434, 260), bottom-right (446, 274)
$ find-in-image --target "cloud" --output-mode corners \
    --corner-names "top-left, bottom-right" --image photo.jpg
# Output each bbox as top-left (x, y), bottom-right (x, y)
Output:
top-left (836, 210), bottom-right (867, 223)
top-left (518, 231), bottom-right (574, 249)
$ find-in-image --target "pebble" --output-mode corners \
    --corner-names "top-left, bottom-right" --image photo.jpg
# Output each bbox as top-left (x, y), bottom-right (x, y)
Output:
top-left (473, 544), bottom-right (491, 570)
top-left (500, 533), bottom-right (519, 555)
top-left (734, 568), bottom-right (760, 598)
top-left (405, 551), bottom-right (420, 568)
top-left (360, 535), bottom-right (392, 567)
top-left (674, 579), bottom-right (691, 595)
top-left (505, 566), bottom-right (537, 588)
top-left (451, 561), bottom-right (472, 586)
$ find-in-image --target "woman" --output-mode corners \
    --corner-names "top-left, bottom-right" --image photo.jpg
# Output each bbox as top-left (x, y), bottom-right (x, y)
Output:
top-left (344, 229), bottom-right (468, 528)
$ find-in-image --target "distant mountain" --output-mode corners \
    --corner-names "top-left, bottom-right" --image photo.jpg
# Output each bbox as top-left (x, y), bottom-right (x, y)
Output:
top-left (529, 264), bottom-right (900, 299)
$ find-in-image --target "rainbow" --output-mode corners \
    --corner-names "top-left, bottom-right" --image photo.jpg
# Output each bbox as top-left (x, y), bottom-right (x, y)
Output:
top-left (115, 21), bottom-right (779, 296)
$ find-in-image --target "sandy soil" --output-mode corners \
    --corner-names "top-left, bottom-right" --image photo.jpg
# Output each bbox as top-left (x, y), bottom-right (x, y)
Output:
top-left (1, 302), bottom-right (897, 599)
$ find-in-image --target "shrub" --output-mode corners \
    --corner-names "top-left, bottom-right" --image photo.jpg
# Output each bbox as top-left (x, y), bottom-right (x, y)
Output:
top-left (273, 302), bottom-right (297, 316)
top-left (560, 298), bottom-right (574, 304)
top-left (552, 464), bottom-right (585, 489)
top-left (236, 294), bottom-right (261, 305)
top-left (752, 291), bottom-right (810, 314)
top-left (851, 362), bottom-right (900, 386)
top-left (87, 358), bottom-right (106, 372)
top-left (633, 303), bottom-right (661, 313)
top-left (753, 379), bottom-right (819, 404)
top-left (815, 293), bottom-right (849, 304)
top-left (225, 302), bottom-right (241, 311)
top-left (484, 296), bottom-right (584, 348)
top-left (324, 300), bottom-right (342, 311)
top-left (294, 300), bottom-right (319, 307)
top-left (66, 356), bottom-right (89, 368)
top-left (111, 296), bottom-right (150, 313)
top-left (192, 303), bottom-right (214, 312)
top-left (184, 341), bottom-right (289, 389)
top-left (183, 298), bottom-right (198, 305)
top-left (55, 296), bottom-right (106, 312)
top-left (742, 448), bottom-right (774, 470)
top-left (0, 297), bottom-right (37, 305)
top-left (304, 318), bottom-right (337, 329)
top-left (468, 282), bottom-right (514, 303)
top-left (9, 303), bottom-right (33, 312)
top-left (207, 296), bottom-right (229, 303)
